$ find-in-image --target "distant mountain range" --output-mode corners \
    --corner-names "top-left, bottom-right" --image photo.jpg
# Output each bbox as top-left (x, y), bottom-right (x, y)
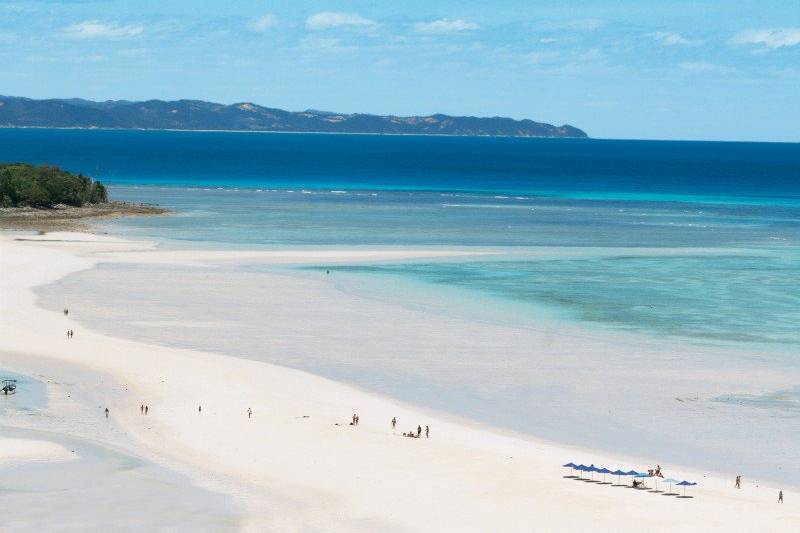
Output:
top-left (0, 96), bottom-right (587, 138)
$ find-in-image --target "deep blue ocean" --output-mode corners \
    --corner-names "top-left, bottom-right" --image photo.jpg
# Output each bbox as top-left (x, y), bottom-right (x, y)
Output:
top-left (2, 128), bottom-right (799, 202)
top-left (3, 128), bottom-right (800, 348)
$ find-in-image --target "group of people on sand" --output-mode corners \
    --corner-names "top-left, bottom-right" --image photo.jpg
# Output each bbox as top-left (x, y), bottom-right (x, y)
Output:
top-left (140, 404), bottom-right (149, 415)
top-left (402, 423), bottom-right (429, 439)
top-left (736, 474), bottom-right (784, 503)
top-left (64, 309), bottom-right (73, 339)
top-left (349, 415), bottom-right (430, 439)
top-left (647, 465), bottom-right (663, 478)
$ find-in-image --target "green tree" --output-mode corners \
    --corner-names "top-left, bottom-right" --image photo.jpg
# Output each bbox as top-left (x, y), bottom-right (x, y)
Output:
top-left (0, 163), bottom-right (109, 207)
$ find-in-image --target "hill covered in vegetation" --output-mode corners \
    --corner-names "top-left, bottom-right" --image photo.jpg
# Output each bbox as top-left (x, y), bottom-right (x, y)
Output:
top-left (0, 163), bottom-right (107, 207)
top-left (0, 96), bottom-right (587, 138)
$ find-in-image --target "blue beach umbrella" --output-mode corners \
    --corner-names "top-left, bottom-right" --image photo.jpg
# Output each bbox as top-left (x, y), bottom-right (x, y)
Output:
top-left (597, 467), bottom-right (612, 483)
top-left (662, 478), bottom-right (680, 494)
top-left (575, 464), bottom-right (588, 479)
top-left (611, 469), bottom-right (627, 484)
top-left (677, 480), bottom-right (697, 497)
top-left (634, 473), bottom-right (651, 489)
top-left (563, 462), bottom-right (578, 476)
top-left (626, 470), bottom-right (641, 477)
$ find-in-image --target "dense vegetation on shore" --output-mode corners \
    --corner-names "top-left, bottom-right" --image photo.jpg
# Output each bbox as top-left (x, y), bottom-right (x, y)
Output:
top-left (0, 163), bottom-right (107, 207)
top-left (0, 95), bottom-right (588, 138)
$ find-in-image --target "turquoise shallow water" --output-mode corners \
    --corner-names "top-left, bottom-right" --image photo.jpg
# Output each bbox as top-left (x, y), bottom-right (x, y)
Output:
top-left (309, 250), bottom-right (800, 349)
top-left (1, 129), bottom-right (796, 351)
top-left (98, 184), bottom-right (800, 352)
top-left (0, 370), bottom-right (47, 414)
top-left (13, 129), bottom-right (800, 485)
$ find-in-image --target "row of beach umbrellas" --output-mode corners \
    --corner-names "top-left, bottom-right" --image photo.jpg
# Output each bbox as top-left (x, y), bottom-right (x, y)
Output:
top-left (563, 462), bottom-right (697, 496)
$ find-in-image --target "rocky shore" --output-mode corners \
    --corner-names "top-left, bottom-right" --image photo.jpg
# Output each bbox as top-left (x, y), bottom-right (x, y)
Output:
top-left (0, 201), bottom-right (168, 231)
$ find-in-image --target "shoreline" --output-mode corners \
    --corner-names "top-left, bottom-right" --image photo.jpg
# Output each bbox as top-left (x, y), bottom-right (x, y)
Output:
top-left (0, 125), bottom-right (587, 140)
top-left (0, 202), bottom-right (168, 232)
top-left (2, 230), bottom-right (799, 530)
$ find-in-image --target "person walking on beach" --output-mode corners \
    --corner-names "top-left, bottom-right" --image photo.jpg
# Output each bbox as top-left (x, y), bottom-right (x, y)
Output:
top-left (104, 407), bottom-right (109, 419)
top-left (425, 425), bottom-right (429, 438)
top-left (140, 404), bottom-right (144, 414)
top-left (145, 405), bottom-right (149, 415)
top-left (392, 417), bottom-right (396, 430)
top-left (198, 405), bottom-right (202, 414)
top-left (248, 407), bottom-right (252, 419)
top-left (417, 425), bottom-right (422, 438)
top-left (64, 308), bottom-right (69, 316)
top-left (779, 490), bottom-right (783, 503)
top-left (356, 415), bottom-right (359, 425)
top-left (735, 475), bottom-right (741, 489)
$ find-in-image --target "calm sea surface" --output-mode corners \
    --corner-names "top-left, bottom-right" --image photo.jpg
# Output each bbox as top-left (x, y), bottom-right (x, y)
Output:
top-left (3, 129), bottom-right (799, 349)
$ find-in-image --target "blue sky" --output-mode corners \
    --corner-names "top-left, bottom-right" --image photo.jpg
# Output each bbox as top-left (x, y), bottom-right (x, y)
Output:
top-left (1, 1), bottom-right (799, 141)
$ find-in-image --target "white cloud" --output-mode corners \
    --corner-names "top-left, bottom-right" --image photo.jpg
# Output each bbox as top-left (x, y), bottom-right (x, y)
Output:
top-left (414, 18), bottom-right (479, 34)
top-left (306, 12), bottom-right (375, 30)
top-left (733, 28), bottom-right (800, 49)
top-left (250, 14), bottom-right (278, 32)
top-left (64, 20), bottom-right (143, 40)
top-left (647, 31), bottom-right (701, 46)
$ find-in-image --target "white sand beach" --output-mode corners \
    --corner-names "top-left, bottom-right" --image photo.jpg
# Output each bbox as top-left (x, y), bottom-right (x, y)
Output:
top-left (1, 231), bottom-right (799, 532)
